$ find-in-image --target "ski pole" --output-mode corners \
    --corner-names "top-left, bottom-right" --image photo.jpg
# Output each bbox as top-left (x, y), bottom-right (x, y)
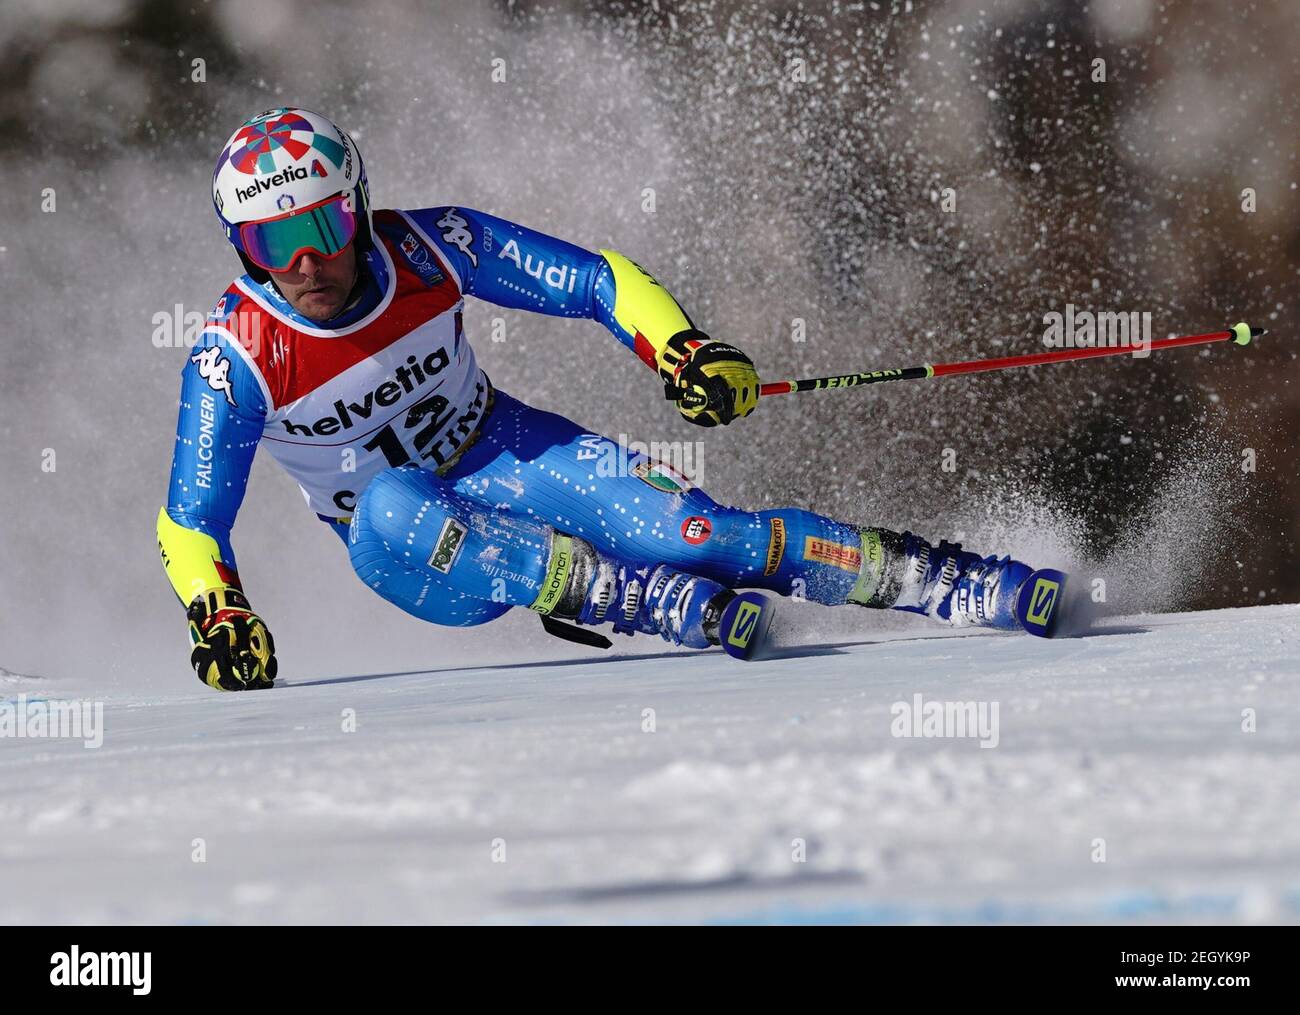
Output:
top-left (751, 321), bottom-right (1265, 398)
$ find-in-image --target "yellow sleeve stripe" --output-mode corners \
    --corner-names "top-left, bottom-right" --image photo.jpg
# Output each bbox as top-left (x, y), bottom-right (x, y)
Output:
top-left (599, 249), bottom-right (693, 363)
top-left (156, 507), bottom-right (235, 606)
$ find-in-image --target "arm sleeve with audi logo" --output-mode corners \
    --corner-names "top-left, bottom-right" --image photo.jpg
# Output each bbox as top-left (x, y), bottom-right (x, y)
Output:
top-left (406, 206), bottom-right (760, 424)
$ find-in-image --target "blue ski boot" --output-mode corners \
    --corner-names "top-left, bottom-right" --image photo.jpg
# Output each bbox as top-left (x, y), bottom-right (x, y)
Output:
top-left (534, 535), bottom-right (774, 657)
top-left (848, 528), bottom-right (1067, 637)
top-left (578, 562), bottom-right (772, 656)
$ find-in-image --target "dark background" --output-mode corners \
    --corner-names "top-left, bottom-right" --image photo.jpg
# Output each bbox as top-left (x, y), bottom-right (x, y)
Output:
top-left (1, 0), bottom-right (1295, 683)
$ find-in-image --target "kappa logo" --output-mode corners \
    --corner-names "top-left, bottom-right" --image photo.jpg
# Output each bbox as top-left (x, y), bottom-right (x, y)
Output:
top-left (436, 209), bottom-right (477, 267)
top-left (429, 517), bottom-right (468, 574)
top-left (681, 516), bottom-right (712, 545)
top-left (191, 346), bottom-right (236, 406)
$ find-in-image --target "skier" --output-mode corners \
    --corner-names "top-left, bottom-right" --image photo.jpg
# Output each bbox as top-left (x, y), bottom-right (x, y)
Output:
top-left (160, 107), bottom-right (1066, 691)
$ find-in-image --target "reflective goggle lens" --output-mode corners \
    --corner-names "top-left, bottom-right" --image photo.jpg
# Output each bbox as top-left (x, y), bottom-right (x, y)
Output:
top-left (240, 195), bottom-right (358, 271)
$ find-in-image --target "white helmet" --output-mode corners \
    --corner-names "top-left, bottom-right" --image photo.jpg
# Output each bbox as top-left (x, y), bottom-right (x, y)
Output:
top-left (212, 107), bottom-right (372, 282)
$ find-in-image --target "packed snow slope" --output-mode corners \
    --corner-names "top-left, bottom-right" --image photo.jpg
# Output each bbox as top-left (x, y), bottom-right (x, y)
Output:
top-left (1, 604), bottom-right (1296, 925)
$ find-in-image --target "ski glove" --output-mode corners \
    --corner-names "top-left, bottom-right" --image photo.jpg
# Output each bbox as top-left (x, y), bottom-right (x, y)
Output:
top-left (187, 588), bottom-right (278, 691)
top-left (658, 329), bottom-right (760, 428)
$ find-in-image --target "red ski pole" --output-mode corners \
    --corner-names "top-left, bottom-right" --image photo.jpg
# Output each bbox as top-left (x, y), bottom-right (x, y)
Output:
top-left (753, 322), bottom-right (1264, 398)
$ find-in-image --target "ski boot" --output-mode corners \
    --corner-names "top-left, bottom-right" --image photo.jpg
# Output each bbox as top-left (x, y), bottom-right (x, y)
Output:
top-left (579, 562), bottom-right (774, 660)
top-left (849, 528), bottom-right (1067, 637)
top-left (534, 535), bottom-right (774, 659)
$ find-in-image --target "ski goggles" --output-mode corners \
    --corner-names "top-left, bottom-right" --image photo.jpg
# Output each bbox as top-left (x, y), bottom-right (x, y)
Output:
top-left (239, 192), bottom-right (358, 272)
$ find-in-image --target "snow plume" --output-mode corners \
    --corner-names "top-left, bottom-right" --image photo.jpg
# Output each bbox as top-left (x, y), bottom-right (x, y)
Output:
top-left (1096, 433), bottom-right (1249, 617)
top-left (767, 419), bottom-right (1247, 649)
top-left (959, 423), bottom-right (1249, 621)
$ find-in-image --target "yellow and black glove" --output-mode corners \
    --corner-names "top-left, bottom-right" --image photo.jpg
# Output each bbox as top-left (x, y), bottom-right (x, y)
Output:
top-left (658, 329), bottom-right (760, 427)
top-left (187, 588), bottom-right (277, 691)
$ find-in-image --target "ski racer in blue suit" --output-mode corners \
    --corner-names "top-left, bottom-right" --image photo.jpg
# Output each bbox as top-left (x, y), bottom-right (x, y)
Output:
top-left (160, 107), bottom-right (1062, 691)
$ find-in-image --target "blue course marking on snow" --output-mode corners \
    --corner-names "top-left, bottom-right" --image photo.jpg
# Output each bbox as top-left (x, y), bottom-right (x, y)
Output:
top-left (708, 889), bottom-right (1300, 926)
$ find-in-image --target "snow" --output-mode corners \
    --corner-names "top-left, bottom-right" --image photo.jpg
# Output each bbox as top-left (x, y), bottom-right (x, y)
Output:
top-left (2, 604), bottom-right (1296, 925)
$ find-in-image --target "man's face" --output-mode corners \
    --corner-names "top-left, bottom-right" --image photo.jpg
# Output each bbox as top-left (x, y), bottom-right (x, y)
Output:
top-left (268, 243), bottom-right (358, 322)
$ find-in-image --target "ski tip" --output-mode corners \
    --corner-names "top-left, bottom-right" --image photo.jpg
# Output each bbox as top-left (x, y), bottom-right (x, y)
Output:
top-left (1015, 568), bottom-right (1068, 638)
top-left (718, 591), bottom-right (776, 661)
